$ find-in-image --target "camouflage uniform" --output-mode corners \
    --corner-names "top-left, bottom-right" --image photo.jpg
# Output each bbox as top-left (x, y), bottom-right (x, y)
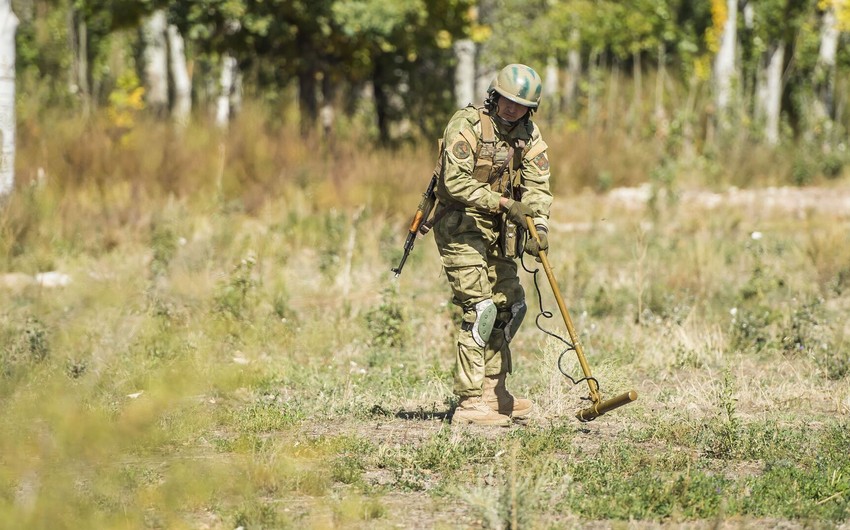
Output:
top-left (433, 105), bottom-right (552, 398)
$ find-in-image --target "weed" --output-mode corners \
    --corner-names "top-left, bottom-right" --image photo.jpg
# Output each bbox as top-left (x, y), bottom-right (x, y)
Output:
top-left (1, 316), bottom-right (50, 376)
top-left (672, 344), bottom-right (704, 369)
top-left (781, 297), bottom-right (828, 356)
top-left (790, 153), bottom-right (816, 185)
top-left (318, 209), bottom-right (348, 279)
top-left (702, 370), bottom-right (742, 459)
top-left (233, 501), bottom-right (285, 530)
top-left (149, 219), bottom-right (178, 279)
top-left (333, 495), bottom-right (386, 523)
top-left (365, 285), bottom-right (408, 356)
top-left (214, 254), bottom-right (257, 319)
top-left (817, 344), bottom-right (850, 380)
top-left (805, 222), bottom-right (850, 295)
top-left (227, 395), bottom-right (305, 437)
top-left (4, 105), bottom-right (850, 528)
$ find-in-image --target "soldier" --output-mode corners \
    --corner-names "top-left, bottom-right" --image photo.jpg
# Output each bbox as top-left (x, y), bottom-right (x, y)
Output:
top-left (433, 64), bottom-right (552, 426)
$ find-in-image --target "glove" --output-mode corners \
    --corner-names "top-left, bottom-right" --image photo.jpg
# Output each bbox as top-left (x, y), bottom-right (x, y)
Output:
top-left (524, 227), bottom-right (549, 257)
top-left (504, 199), bottom-right (534, 227)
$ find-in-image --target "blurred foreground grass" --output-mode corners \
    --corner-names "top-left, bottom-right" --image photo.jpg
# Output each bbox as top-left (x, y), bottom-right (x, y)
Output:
top-left (1, 109), bottom-right (850, 528)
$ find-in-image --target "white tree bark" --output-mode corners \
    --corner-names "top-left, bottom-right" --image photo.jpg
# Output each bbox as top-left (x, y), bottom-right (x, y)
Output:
top-left (563, 28), bottom-right (581, 116)
top-left (0, 0), bottom-right (19, 197)
top-left (215, 54), bottom-right (237, 128)
top-left (453, 39), bottom-right (476, 108)
top-left (819, 1), bottom-right (841, 67)
top-left (544, 56), bottom-right (559, 97)
top-left (168, 24), bottom-right (192, 127)
top-left (544, 56), bottom-right (559, 108)
top-left (714, 0), bottom-right (738, 114)
top-left (815, 0), bottom-right (843, 120)
top-left (756, 42), bottom-right (785, 145)
top-left (142, 10), bottom-right (168, 114)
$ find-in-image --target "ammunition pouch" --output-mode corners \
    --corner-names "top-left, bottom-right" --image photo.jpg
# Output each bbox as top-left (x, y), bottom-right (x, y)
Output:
top-left (498, 213), bottom-right (526, 259)
top-left (472, 141), bottom-right (496, 184)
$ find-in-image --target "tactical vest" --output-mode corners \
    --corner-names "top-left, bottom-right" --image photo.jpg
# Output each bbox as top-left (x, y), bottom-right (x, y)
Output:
top-left (456, 107), bottom-right (525, 195)
top-left (428, 107), bottom-right (541, 258)
top-left (434, 108), bottom-right (528, 214)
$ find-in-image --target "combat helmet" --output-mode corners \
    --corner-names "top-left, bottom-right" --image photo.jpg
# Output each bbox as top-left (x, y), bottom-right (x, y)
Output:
top-left (489, 64), bottom-right (542, 109)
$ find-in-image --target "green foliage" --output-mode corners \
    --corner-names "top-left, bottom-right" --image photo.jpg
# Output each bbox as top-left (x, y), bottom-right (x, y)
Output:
top-left (728, 239), bottom-right (787, 353)
top-left (149, 216), bottom-right (178, 278)
top-left (365, 285), bottom-right (408, 354)
top-left (701, 370), bottom-right (742, 459)
top-left (214, 254), bottom-right (257, 319)
top-left (0, 315), bottom-right (50, 377)
top-left (781, 297), bottom-right (828, 357)
top-left (817, 343), bottom-right (850, 380)
top-left (3, 107), bottom-right (850, 528)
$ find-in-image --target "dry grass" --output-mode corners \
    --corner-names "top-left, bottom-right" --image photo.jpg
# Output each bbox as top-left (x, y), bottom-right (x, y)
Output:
top-left (2, 107), bottom-right (850, 528)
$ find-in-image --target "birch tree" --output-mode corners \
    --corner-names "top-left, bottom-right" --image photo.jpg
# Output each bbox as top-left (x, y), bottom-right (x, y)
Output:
top-left (749, 0), bottom-right (789, 145)
top-left (453, 39), bottom-right (476, 108)
top-left (0, 0), bottom-right (18, 197)
top-left (756, 42), bottom-right (785, 144)
top-left (142, 9), bottom-right (168, 115)
top-left (814, 0), bottom-right (845, 122)
top-left (168, 24), bottom-right (192, 127)
top-left (215, 54), bottom-right (237, 129)
top-left (713, 0), bottom-right (738, 119)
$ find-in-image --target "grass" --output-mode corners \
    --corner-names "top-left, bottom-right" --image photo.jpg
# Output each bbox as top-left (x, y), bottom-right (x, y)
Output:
top-left (1, 106), bottom-right (850, 529)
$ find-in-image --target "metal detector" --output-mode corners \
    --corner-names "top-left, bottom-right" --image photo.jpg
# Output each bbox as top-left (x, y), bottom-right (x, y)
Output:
top-left (526, 218), bottom-right (638, 421)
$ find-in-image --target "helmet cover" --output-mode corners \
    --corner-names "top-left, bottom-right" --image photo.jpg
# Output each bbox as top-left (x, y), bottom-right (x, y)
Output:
top-left (490, 64), bottom-right (542, 108)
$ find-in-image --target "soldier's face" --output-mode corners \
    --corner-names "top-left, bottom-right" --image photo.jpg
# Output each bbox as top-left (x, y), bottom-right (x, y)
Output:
top-left (496, 96), bottom-right (529, 123)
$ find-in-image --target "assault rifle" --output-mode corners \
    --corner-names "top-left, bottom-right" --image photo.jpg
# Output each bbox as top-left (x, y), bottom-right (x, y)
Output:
top-left (392, 174), bottom-right (438, 277)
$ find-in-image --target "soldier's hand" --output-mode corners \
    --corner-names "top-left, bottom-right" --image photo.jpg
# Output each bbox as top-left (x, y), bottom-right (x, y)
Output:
top-left (504, 199), bottom-right (534, 227)
top-left (524, 227), bottom-right (548, 257)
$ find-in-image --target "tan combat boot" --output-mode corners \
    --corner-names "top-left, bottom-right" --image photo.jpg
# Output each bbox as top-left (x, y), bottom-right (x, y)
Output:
top-left (453, 396), bottom-right (512, 426)
top-left (483, 374), bottom-right (534, 419)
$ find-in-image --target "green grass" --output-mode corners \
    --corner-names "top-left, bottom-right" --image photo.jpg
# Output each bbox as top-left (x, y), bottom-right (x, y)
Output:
top-left (1, 109), bottom-right (850, 528)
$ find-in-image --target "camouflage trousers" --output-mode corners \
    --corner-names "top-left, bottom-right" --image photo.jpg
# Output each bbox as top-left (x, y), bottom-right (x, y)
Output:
top-left (434, 206), bottom-right (525, 398)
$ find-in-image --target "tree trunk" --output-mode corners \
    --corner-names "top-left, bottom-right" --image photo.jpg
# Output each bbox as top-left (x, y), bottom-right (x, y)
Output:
top-left (142, 10), bottom-right (168, 116)
top-left (453, 39), bottom-right (476, 108)
top-left (168, 24), bottom-right (192, 128)
top-left (373, 56), bottom-right (390, 145)
top-left (756, 42), bottom-right (785, 145)
top-left (215, 54), bottom-right (237, 129)
top-left (607, 57), bottom-right (619, 132)
top-left (587, 49), bottom-right (601, 129)
top-left (713, 0), bottom-right (738, 118)
top-left (815, 0), bottom-right (842, 122)
top-left (655, 44), bottom-right (665, 120)
top-left (563, 27), bottom-right (581, 117)
top-left (297, 68), bottom-right (318, 137)
top-left (68, 8), bottom-right (90, 114)
top-left (543, 56), bottom-right (559, 118)
top-left (631, 51), bottom-right (642, 134)
top-left (320, 74), bottom-right (336, 141)
top-left (0, 0), bottom-right (18, 197)
top-left (295, 29), bottom-right (318, 137)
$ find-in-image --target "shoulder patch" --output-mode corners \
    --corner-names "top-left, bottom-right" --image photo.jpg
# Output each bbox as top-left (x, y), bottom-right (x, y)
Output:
top-left (532, 152), bottom-right (549, 171)
top-left (452, 139), bottom-right (472, 160)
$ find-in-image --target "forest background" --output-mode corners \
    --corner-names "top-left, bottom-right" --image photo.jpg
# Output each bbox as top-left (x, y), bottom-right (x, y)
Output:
top-left (2, 0), bottom-right (850, 528)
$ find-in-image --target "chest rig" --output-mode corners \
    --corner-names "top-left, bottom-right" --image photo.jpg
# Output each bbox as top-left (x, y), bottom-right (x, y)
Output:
top-left (428, 108), bottom-right (530, 258)
top-left (467, 108), bottom-right (526, 194)
top-left (460, 108), bottom-right (527, 258)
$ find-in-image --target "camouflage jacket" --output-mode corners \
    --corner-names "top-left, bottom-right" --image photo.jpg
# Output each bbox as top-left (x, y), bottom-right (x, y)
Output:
top-left (435, 105), bottom-right (552, 231)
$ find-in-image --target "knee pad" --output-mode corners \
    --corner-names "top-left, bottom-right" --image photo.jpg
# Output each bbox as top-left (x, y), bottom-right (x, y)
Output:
top-left (464, 299), bottom-right (497, 347)
top-left (503, 301), bottom-right (527, 343)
